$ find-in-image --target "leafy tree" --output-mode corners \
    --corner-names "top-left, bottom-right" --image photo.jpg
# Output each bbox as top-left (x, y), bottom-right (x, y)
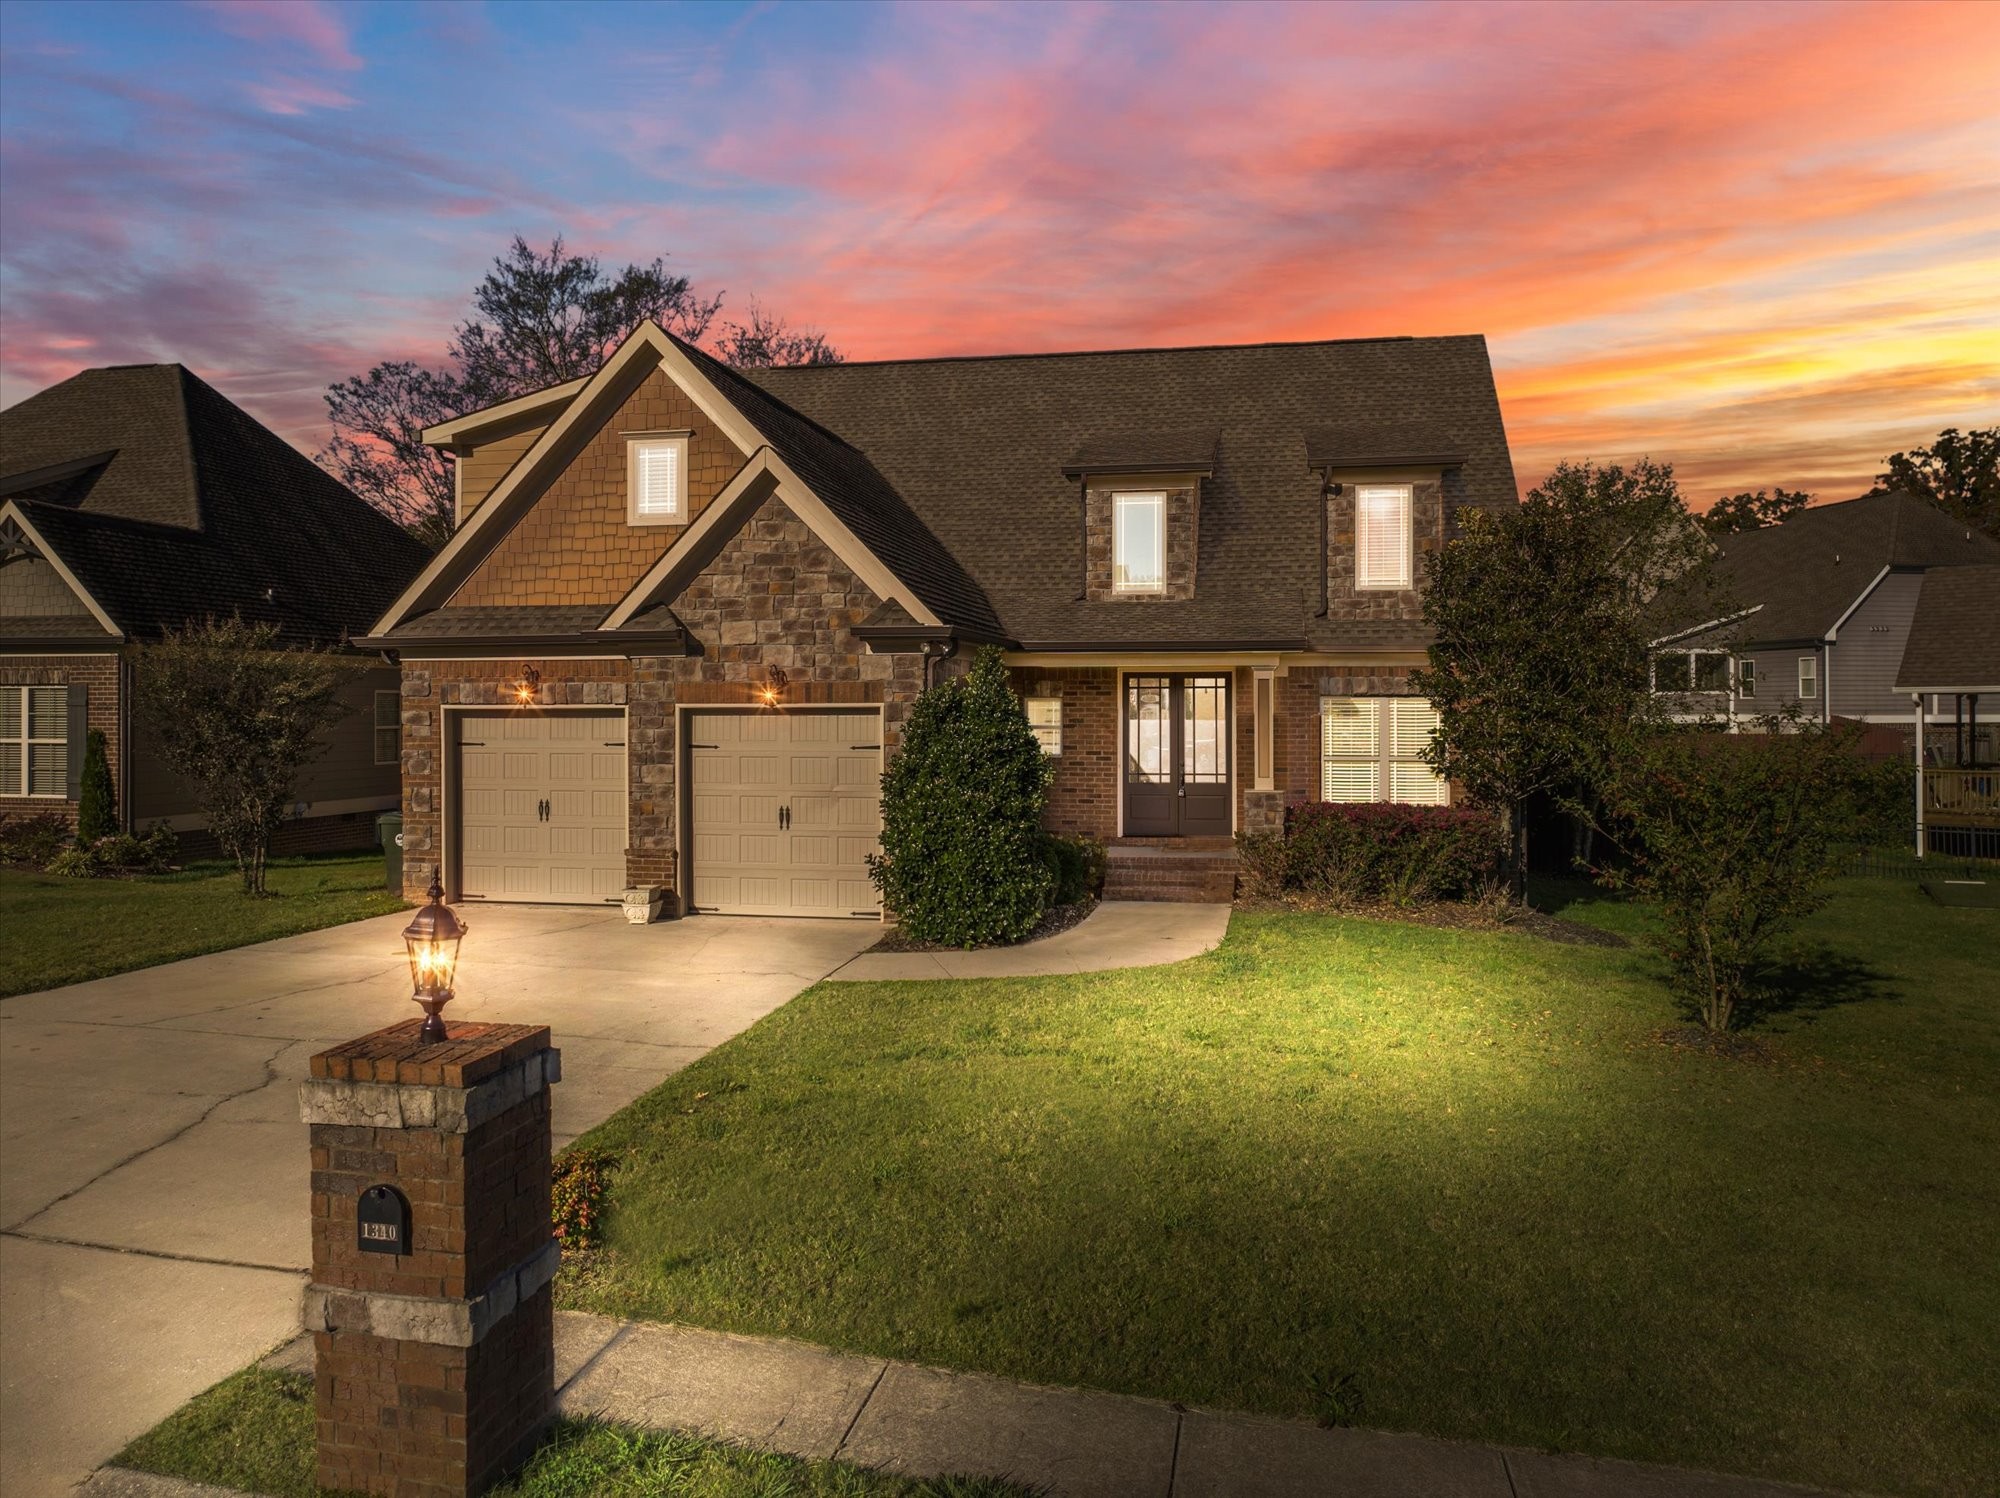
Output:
top-left (1701, 486), bottom-right (1810, 534)
top-left (322, 237), bottom-right (840, 548)
top-left (132, 618), bottom-right (363, 895)
top-left (1591, 713), bottom-right (1885, 1031)
top-left (868, 647), bottom-right (1055, 945)
top-left (76, 727), bottom-right (117, 842)
top-left (1411, 458), bottom-right (1718, 898)
top-left (1873, 426), bottom-right (1999, 540)
top-left (711, 299), bottom-right (843, 369)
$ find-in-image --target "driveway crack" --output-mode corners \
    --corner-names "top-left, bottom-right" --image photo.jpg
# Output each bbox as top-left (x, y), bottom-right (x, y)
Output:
top-left (4, 1035), bottom-right (295, 1235)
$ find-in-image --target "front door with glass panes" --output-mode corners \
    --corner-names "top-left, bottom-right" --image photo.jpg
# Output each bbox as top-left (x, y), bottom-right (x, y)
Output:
top-left (1123, 674), bottom-right (1231, 836)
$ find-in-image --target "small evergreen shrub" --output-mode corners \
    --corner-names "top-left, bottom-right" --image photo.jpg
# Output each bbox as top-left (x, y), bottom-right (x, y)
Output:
top-left (1238, 803), bottom-right (1507, 907)
top-left (870, 647), bottom-right (1056, 946)
top-left (42, 824), bottom-right (179, 879)
top-left (77, 727), bottom-right (117, 843)
top-left (0, 811), bottom-right (74, 866)
top-left (1040, 834), bottom-right (1105, 906)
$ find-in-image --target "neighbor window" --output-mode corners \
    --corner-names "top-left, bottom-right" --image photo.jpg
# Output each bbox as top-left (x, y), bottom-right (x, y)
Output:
top-left (1, 685), bottom-right (68, 797)
top-left (1113, 491), bottom-right (1165, 593)
top-left (1798, 656), bottom-right (1818, 700)
top-left (1320, 696), bottom-right (1447, 804)
top-left (1355, 484), bottom-right (1413, 590)
top-left (1737, 659), bottom-right (1756, 697)
top-left (373, 690), bottom-right (401, 767)
top-left (1025, 696), bottom-right (1062, 755)
top-left (627, 434), bottom-right (689, 524)
top-left (1651, 651), bottom-right (1729, 693)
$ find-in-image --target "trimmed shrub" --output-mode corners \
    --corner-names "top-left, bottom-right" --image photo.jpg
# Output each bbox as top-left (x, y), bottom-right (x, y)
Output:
top-left (1239, 803), bottom-right (1507, 907)
top-left (77, 728), bottom-right (117, 843)
top-left (1041, 834), bottom-right (1106, 906)
top-left (0, 812), bottom-right (74, 867)
top-left (42, 824), bottom-right (179, 879)
top-left (869, 647), bottom-right (1056, 946)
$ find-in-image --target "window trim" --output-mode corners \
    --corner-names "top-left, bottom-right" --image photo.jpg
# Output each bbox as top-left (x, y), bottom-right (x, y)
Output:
top-left (1798, 655), bottom-right (1818, 700)
top-left (1111, 490), bottom-right (1167, 595)
top-left (1354, 483), bottom-right (1414, 591)
top-left (1024, 696), bottom-right (1062, 755)
top-left (626, 432), bottom-right (691, 526)
top-left (1, 683), bottom-right (70, 799)
top-left (373, 690), bottom-right (402, 768)
top-left (1649, 649), bottom-right (1729, 694)
top-left (1737, 658), bottom-right (1755, 697)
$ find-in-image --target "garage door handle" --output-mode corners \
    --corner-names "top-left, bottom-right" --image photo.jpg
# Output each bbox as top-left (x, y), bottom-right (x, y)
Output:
top-left (778, 805), bottom-right (790, 830)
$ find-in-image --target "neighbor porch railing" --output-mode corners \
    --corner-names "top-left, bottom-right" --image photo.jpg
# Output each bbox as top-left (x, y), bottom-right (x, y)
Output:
top-left (1924, 768), bottom-right (2000, 829)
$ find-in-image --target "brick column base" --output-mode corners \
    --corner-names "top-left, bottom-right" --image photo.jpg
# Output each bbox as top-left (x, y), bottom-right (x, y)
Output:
top-left (301, 1020), bottom-right (561, 1497)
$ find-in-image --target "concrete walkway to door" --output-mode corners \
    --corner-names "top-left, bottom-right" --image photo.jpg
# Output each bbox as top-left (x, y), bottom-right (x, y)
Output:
top-left (0, 906), bottom-right (878, 1498)
top-left (827, 900), bottom-right (1231, 981)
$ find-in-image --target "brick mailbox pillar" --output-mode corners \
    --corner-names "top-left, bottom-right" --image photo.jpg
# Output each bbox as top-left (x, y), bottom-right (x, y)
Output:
top-left (299, 1019), bottom-right (562, 1496)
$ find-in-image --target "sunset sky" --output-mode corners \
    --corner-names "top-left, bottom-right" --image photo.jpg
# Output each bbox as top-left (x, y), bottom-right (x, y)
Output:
top-left (1, 0), bottom-right (1995, 506)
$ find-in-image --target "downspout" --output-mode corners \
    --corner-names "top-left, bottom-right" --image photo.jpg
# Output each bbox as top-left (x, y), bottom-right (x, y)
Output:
top-left (1822, 642), bottom-right (1832, 724)
top-left (120, 649), bottom-right (133, 833)
top-left (1913, 691), bottom-right (1926, 859)
top-left (1076, 478), bottom-right (1088, 601)
top-left (1317, 470), bottom-right (1333, 618)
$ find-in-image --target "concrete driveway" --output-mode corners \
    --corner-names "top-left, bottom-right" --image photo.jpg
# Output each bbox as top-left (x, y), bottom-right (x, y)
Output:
top-left (0, 906), bottom-right (878, 1498)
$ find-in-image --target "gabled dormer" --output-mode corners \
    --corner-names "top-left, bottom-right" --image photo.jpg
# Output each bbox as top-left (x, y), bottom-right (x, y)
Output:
top-left (1308, 423), bottom-right (1466, 621)
top-left (1062, 432), bottom-right (1216, 602)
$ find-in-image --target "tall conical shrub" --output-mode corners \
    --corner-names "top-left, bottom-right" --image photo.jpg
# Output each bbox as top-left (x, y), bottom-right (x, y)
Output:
top-left (869, 646), bottom-right (1054, 946)
top-left (77, 727), bottom-right (117, 843)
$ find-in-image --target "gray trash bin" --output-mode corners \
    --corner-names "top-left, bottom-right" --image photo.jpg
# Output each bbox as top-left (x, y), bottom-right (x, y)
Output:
top-left (377, 812), bottom-right (403, 893)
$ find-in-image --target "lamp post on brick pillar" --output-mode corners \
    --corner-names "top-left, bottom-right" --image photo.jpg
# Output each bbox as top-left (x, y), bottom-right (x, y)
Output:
top-left (300, 1004), bottom-right (560, 1493)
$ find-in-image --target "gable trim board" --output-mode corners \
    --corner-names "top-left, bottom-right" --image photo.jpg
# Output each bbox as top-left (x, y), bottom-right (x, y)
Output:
top-left (370, 322), bottom-right (952, 645)
top-left (1825, 564), bottom-right (1894, 641)
top-left (0, 500), bottom-right (126, 639)
top-left (421, 377), bottom-right (592, 446)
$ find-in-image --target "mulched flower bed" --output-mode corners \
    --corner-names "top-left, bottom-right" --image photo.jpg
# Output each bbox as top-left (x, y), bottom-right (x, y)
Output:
top-left (1235, 895), bottom-right (1631, 949)
top-left (869, 896), bottom-right (1099, 953)
top-left (1653, 1025), bottom-right (1780, 1062)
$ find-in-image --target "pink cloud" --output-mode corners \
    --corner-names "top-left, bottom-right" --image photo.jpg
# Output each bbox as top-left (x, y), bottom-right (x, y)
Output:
top-left (243, 75), bottom-right (356, 115)
top-left (196, 0), bottom-right (361, 72)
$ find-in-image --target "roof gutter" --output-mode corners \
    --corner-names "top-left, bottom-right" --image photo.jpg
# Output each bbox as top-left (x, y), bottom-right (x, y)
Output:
top-left (1013, 637), bottom-right (1310, 653)
top-left (351, 628), bottom-right (691, 658)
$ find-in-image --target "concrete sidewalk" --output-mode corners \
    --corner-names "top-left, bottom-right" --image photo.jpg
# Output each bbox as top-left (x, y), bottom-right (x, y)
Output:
top-left (94, 1313), bottom-right (1858, 1498)
top-left (828, 900), bottom-right (1231, 981)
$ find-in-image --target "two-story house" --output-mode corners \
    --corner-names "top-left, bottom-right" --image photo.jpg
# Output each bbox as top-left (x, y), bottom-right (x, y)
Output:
top-left (361, 323), bottom-right (1516, 914)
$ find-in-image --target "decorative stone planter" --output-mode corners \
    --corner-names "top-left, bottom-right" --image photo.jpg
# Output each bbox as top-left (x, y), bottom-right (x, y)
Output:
top-left (622, 886), bottom-right (667, 925)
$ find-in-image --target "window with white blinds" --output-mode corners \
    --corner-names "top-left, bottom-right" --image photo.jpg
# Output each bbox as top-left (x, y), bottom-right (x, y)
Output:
top-left (1, 685), bottom-right (69, 797)
top-left (1113, 491), bottom-right (1165, 593)
top-left (1320, 695), bottom-right (1447, 804)
top-left (627, 435), bottom-right (688, 524)
top-left (1355, 484), bottom-right (1413, 590)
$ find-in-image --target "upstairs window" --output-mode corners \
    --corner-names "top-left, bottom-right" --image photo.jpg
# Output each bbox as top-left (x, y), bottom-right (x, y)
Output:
top-left (1113, 491), bottom-right (1165, 594)
top-left (627, 434), bottom-right (688, 525)
top-left (1, 685), bottom-right (69, 797)
top-left (1355, 484), bottom-right (1413, 590)
top-left (1320, 696), bottom-right (1447, 804)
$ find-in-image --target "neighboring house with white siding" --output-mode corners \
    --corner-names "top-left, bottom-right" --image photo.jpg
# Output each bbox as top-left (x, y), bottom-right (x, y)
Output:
top-left (1650, 490), bottom-right (2000, 730)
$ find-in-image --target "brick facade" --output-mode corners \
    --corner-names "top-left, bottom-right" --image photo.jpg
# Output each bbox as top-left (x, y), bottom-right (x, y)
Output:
top-left (1324, 478), bottom-right (1445, 621)
top-left (452, 369), bottom-right (747, 609)
top-left (1010, 666), bottom-right (1117, 839)
top-left (0, 653), bottom-right (119, 825)
top-left (1084, 482), bottom-right (1199, 600)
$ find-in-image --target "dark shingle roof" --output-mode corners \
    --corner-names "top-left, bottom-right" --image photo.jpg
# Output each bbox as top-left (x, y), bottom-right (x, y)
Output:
top-left (744, 335), bottom-right (1515, 648)
top-left (2, 365), bottom-right (430, 643)
top-left (1895, 565), bottom-right (2000, 692)
top-left (1705, 491), bottom-right (2000, 645)
top-left (1061, 430), bottom-right (1220, 477)
top-left (1305, 421), bottom-right (1467, 467)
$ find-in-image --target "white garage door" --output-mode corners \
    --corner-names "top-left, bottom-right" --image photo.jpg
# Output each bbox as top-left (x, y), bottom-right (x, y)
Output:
top-left (688, 710), bottom-right (881, 918)
top-left (457, 710), bottom-right (626, 905)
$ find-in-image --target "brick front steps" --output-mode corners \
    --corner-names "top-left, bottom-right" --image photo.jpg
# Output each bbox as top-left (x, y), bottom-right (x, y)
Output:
top-left (1103, 839), bottom-right (1238, 903)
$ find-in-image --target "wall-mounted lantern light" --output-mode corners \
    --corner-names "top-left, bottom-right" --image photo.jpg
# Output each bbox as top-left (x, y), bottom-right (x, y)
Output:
top-left (759, 665), bottom-right (789, 709)
top-left (402, 866), bottom-right (467, 1042)
top-left (514, 665), bottom-right (542, 706)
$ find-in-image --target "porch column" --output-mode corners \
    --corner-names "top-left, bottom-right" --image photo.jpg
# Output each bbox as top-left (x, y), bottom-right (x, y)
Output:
top-left (1252, 668), bottom-right (1275, 791)
top-left (1914, 691), bottom-right (1926, 859)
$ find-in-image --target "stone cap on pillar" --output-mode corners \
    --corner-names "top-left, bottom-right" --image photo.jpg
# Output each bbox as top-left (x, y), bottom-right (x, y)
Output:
top-left (310, 1019), bottom-right (553, 1087)
top-left (302, 1021), bottom-right (561, 1134)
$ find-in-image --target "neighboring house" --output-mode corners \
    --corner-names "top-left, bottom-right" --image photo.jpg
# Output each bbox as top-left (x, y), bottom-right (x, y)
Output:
top-left (1895, 564), bottom-right (1999, 858)
top-left (1651, 490), bottom-right (2000, 727)
top-left (361, 321), bottom-right (1516, 912)
top-left (1, 364), bottom-right (431, 853)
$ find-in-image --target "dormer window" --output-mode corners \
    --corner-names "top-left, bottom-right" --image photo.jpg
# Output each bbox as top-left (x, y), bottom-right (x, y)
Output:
top-left (627, 433), bottom-right (689, 525)
top-left (1113, 491), bottom-right (1165, 594)
top-left (1355, 484), bottom-right (1413, 589)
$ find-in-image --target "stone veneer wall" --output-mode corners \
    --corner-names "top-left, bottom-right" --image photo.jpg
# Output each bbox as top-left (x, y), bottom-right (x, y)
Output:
top-left (399, 494), bottom-right (938, 903)
top-left (1084, 483), bottom-right (1199, 601)
top-left (452, 367), bottom-right (748, 609)
top-left (0, 652), bottom-right (121, 826)
top-left (1324, 478), bottom-right (1444, 622)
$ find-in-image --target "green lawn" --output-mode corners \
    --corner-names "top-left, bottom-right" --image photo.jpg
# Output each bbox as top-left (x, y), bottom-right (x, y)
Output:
top-left (0, 852), bottom-right (405, 997)
top-left (117, 1367), bottom-right (1033, 1498)
top-left (564, 879), bottom-right (2000, 1497)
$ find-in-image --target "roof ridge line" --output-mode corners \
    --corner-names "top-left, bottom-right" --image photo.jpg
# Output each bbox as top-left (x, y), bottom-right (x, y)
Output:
top-left (753, 332), bottom-right (1480, 373)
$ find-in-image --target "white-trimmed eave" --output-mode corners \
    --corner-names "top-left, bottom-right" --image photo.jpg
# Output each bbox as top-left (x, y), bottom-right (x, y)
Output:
top-left (1649, 603), bottom-right (1763, 650)
top-left (420, 376), bottom-right (591, 446)
top-left (1825, 564), bottom-right (1894, 642)
top-left (0, 499), bottom-right (126, 640)
top-left (1897, 682), bottom-right (2000, 696)
top-left (600, 445), bottom-right (944, 632)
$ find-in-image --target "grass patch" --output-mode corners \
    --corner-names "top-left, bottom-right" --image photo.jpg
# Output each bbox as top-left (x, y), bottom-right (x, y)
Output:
top-left (116, 1367), bottom-right (1037, 1497)
top-left (0, 852), bottom-right (404, 997)
top-left (565, 878), bottom-right (2000, 1497)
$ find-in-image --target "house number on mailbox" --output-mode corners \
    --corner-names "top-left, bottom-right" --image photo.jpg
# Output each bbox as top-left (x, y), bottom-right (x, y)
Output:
top-left (357, 1184), bottom-right (410, 1255)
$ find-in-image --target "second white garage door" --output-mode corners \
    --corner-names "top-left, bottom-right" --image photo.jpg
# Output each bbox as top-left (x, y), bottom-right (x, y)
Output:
top-left (687, 710), bottom-right (882, 917)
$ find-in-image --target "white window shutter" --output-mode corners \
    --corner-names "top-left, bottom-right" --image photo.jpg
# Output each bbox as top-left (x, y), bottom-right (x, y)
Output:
top-left (1356, 486), bottom-right (1412, 589)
